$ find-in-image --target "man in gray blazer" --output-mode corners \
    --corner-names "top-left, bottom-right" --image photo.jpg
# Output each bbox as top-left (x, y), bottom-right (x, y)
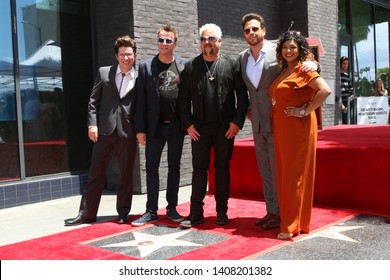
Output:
top-left (65, 35), bottom-right (138, 226)
top-left (239, 13), bottom-right (318, 229)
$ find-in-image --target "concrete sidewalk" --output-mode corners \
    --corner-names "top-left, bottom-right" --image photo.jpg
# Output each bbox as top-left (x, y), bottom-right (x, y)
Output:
top-left (0, 185), bottom-right (192, 246)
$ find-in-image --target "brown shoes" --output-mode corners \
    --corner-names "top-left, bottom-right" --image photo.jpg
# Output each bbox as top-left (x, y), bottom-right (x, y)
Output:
top-left (262, 214), bottom-right (280, 230)
top-left (254, 212), bottom-right (272, 226)
top-left (255, 212), bottom-right (280, 230)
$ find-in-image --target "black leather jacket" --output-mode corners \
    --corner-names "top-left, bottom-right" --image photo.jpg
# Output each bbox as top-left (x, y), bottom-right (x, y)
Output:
top-left (178, 54), bottom-right (248, 130)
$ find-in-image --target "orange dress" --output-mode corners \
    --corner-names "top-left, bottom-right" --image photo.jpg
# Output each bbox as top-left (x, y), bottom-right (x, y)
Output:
top-left (269, 65), bottom-right (320, 234)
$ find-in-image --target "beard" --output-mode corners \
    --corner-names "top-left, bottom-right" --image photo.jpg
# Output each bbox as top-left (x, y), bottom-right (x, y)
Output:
top-left (203, 45), bottom-right (214, 56)
top-left (246, 36), bottom-right (261, 46)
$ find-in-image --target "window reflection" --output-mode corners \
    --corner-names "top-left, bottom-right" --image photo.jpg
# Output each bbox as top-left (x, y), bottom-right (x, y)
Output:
top-left (375, 6), bottom-right (390, 94)
top-left (338, 0), bottom-right (349, 34)
top-left (19, 39), bottom-right (65, 143)
top-left (0, 1), bottom-right (20, 181)
top-left (1, 0), bottom-right (92, 181)
top-left (17, 0), bottom-right (68, 177)
top-left (350, 1), bottom-right (390, 97)
top-left (352, 1), bottom-right (375, 96)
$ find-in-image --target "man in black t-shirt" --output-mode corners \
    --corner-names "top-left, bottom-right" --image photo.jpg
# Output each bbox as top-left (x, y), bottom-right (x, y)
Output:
top-left (133, 25), bottom-right (187, 226)
top-left (177, 23), bottom-right (248, 228)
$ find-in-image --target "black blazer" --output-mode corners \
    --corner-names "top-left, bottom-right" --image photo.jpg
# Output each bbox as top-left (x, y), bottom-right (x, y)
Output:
top-left (178, 54), bottom-right (248, 130)
top-left (87, 65), bottom-right (137, 139)
top-left (135, 54), bottom-right (186, 136)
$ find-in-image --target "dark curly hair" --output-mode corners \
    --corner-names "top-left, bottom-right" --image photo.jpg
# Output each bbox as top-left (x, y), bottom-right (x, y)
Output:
top-left (276, 31), bottom-right (313, 69)
top-left (114, 35), bottom-right (137, 54)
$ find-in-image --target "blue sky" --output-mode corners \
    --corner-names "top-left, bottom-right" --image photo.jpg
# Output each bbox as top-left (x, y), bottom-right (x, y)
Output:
top-left (0, 0), bottom-right (36, 61)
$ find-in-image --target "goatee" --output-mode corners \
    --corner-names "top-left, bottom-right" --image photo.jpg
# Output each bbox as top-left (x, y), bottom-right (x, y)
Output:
top-left (248, 38), bottom-right (259, 46)
top-left (203, 48), bottom-right (214, 56)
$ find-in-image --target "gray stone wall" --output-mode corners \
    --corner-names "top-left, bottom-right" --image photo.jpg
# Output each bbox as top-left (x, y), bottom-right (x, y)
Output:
top-left (93, 0), bottom-right (340, 194)
top-left (133, 0), bottom-right (199, 61)
top-left (307, 0), bottom-right (339, 126)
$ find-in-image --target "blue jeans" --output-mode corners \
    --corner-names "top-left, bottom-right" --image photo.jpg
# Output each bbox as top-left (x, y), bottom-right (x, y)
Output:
top-left (145, 120), bottom-right (184, 213)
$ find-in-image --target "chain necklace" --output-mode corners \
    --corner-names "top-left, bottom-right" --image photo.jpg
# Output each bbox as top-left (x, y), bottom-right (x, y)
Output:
top-left (204, 57), bottom-right (219, 81)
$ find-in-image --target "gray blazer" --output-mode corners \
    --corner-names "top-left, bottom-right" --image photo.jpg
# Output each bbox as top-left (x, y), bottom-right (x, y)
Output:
top-left (238, 40), bottom-right (281, 134)
top-left (87, 65), bottom-right (137, 139)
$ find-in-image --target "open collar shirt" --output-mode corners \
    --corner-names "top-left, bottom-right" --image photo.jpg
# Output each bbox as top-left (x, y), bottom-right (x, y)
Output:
top-left (246, 47), bottom-right (266, 88)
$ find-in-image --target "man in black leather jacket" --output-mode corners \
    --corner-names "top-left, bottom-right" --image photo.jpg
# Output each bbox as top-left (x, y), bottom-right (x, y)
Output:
top-left (178, 23), bottom-right (248, 228)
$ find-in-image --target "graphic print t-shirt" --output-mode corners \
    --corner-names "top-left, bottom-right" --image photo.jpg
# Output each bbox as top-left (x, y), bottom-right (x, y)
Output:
top-left (157, 59), bottom-right (180, 121)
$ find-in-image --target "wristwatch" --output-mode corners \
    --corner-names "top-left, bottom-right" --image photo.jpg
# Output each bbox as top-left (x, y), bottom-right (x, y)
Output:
top-left (299, 109), bottom-right (306, 118)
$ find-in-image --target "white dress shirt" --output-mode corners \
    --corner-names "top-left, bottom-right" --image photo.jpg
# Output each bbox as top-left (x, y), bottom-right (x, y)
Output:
top-left (116, 67), bottom-right (135, 98)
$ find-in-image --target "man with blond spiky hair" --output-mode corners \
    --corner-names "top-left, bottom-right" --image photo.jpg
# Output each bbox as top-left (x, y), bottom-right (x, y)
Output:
top-left (178, 23), bottom-right (248, 228)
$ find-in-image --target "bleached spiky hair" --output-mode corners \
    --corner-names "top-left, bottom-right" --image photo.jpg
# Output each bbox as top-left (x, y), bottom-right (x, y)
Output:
top-left (199, 23), bottom-right (222, 39)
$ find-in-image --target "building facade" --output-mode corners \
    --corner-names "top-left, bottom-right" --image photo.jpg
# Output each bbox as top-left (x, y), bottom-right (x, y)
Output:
top-left (0, 0), bottom-right (389, 209)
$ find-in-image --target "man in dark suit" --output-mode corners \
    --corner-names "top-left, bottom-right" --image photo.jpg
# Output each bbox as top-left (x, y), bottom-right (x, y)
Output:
top-left (178, 23), bottom-right (248, 228)
top-left (65, 35), bottom-right (138, 226)
top-left (131, 25), bottom-right (186, 226)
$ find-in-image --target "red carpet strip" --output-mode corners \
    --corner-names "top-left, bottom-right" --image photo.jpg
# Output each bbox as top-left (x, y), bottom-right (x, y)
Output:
top-left (0, 196), bottom-right (357, 260)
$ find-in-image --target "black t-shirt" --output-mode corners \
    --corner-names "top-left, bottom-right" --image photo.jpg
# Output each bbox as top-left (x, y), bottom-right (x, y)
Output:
top-left (203, 60), bottom-right (219, 124)
top-left (157, 59), bottom-right (180, 121)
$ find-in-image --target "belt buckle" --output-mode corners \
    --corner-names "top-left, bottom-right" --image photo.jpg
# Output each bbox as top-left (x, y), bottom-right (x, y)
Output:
top-left (164, 120), bottom-right (172, 123)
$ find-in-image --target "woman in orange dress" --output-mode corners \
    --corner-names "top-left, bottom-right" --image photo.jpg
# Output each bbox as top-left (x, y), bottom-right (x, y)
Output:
top-left (269, 31), bottom-right (331, 240)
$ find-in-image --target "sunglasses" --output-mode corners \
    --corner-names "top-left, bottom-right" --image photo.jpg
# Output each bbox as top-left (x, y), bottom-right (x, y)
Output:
top-left (200, 36), bottom-right (217, 42)
top-left (158, 38), bottom-right (174, 44)
top-left (244, 27), bottom-right (260, 35)
top-left (288, 31), bottom-right (301, 36)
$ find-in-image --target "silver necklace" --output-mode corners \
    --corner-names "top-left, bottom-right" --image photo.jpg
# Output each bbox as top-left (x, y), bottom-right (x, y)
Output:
top-left (204, 58), bottom-right (219, 81)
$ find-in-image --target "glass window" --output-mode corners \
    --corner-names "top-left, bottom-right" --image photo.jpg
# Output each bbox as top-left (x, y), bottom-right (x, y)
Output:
top-left (0, 1), bottom-right (20, 181)
top-left (1, 0), bottom-right (94, 180)
top-left (16, 0), bottom-right (67, 176)
top-left (375, 6), bottom-right (390, 92)
top-left (338, 0), bottom-right (350, 34)
top-left (352, 1), bottom-right (375, 96)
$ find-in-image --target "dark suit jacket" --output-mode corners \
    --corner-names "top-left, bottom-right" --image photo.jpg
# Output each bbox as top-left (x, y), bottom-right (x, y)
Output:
top-left (135, 54), bottom-right (186, 137)
top-left (178, 54), bottom-right (248, 130)
top-left (87, 65), bottom-right (137, 139)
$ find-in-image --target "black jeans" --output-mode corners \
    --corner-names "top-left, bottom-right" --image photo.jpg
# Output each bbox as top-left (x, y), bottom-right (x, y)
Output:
top-left (190, 123), bottom-right (234, 217)
top-left (145, 120), bottom-right (184, 213)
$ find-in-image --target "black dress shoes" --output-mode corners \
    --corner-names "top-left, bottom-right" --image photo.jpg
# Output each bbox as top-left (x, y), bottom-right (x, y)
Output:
top-left (64, 214), bottom-right (96, 226)
top-left (117, 214), bottom-right (129, 224)
top-left (216, 213), bottom-right (229, 225)
top-left (179, 214), bottom-right (205, 228)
